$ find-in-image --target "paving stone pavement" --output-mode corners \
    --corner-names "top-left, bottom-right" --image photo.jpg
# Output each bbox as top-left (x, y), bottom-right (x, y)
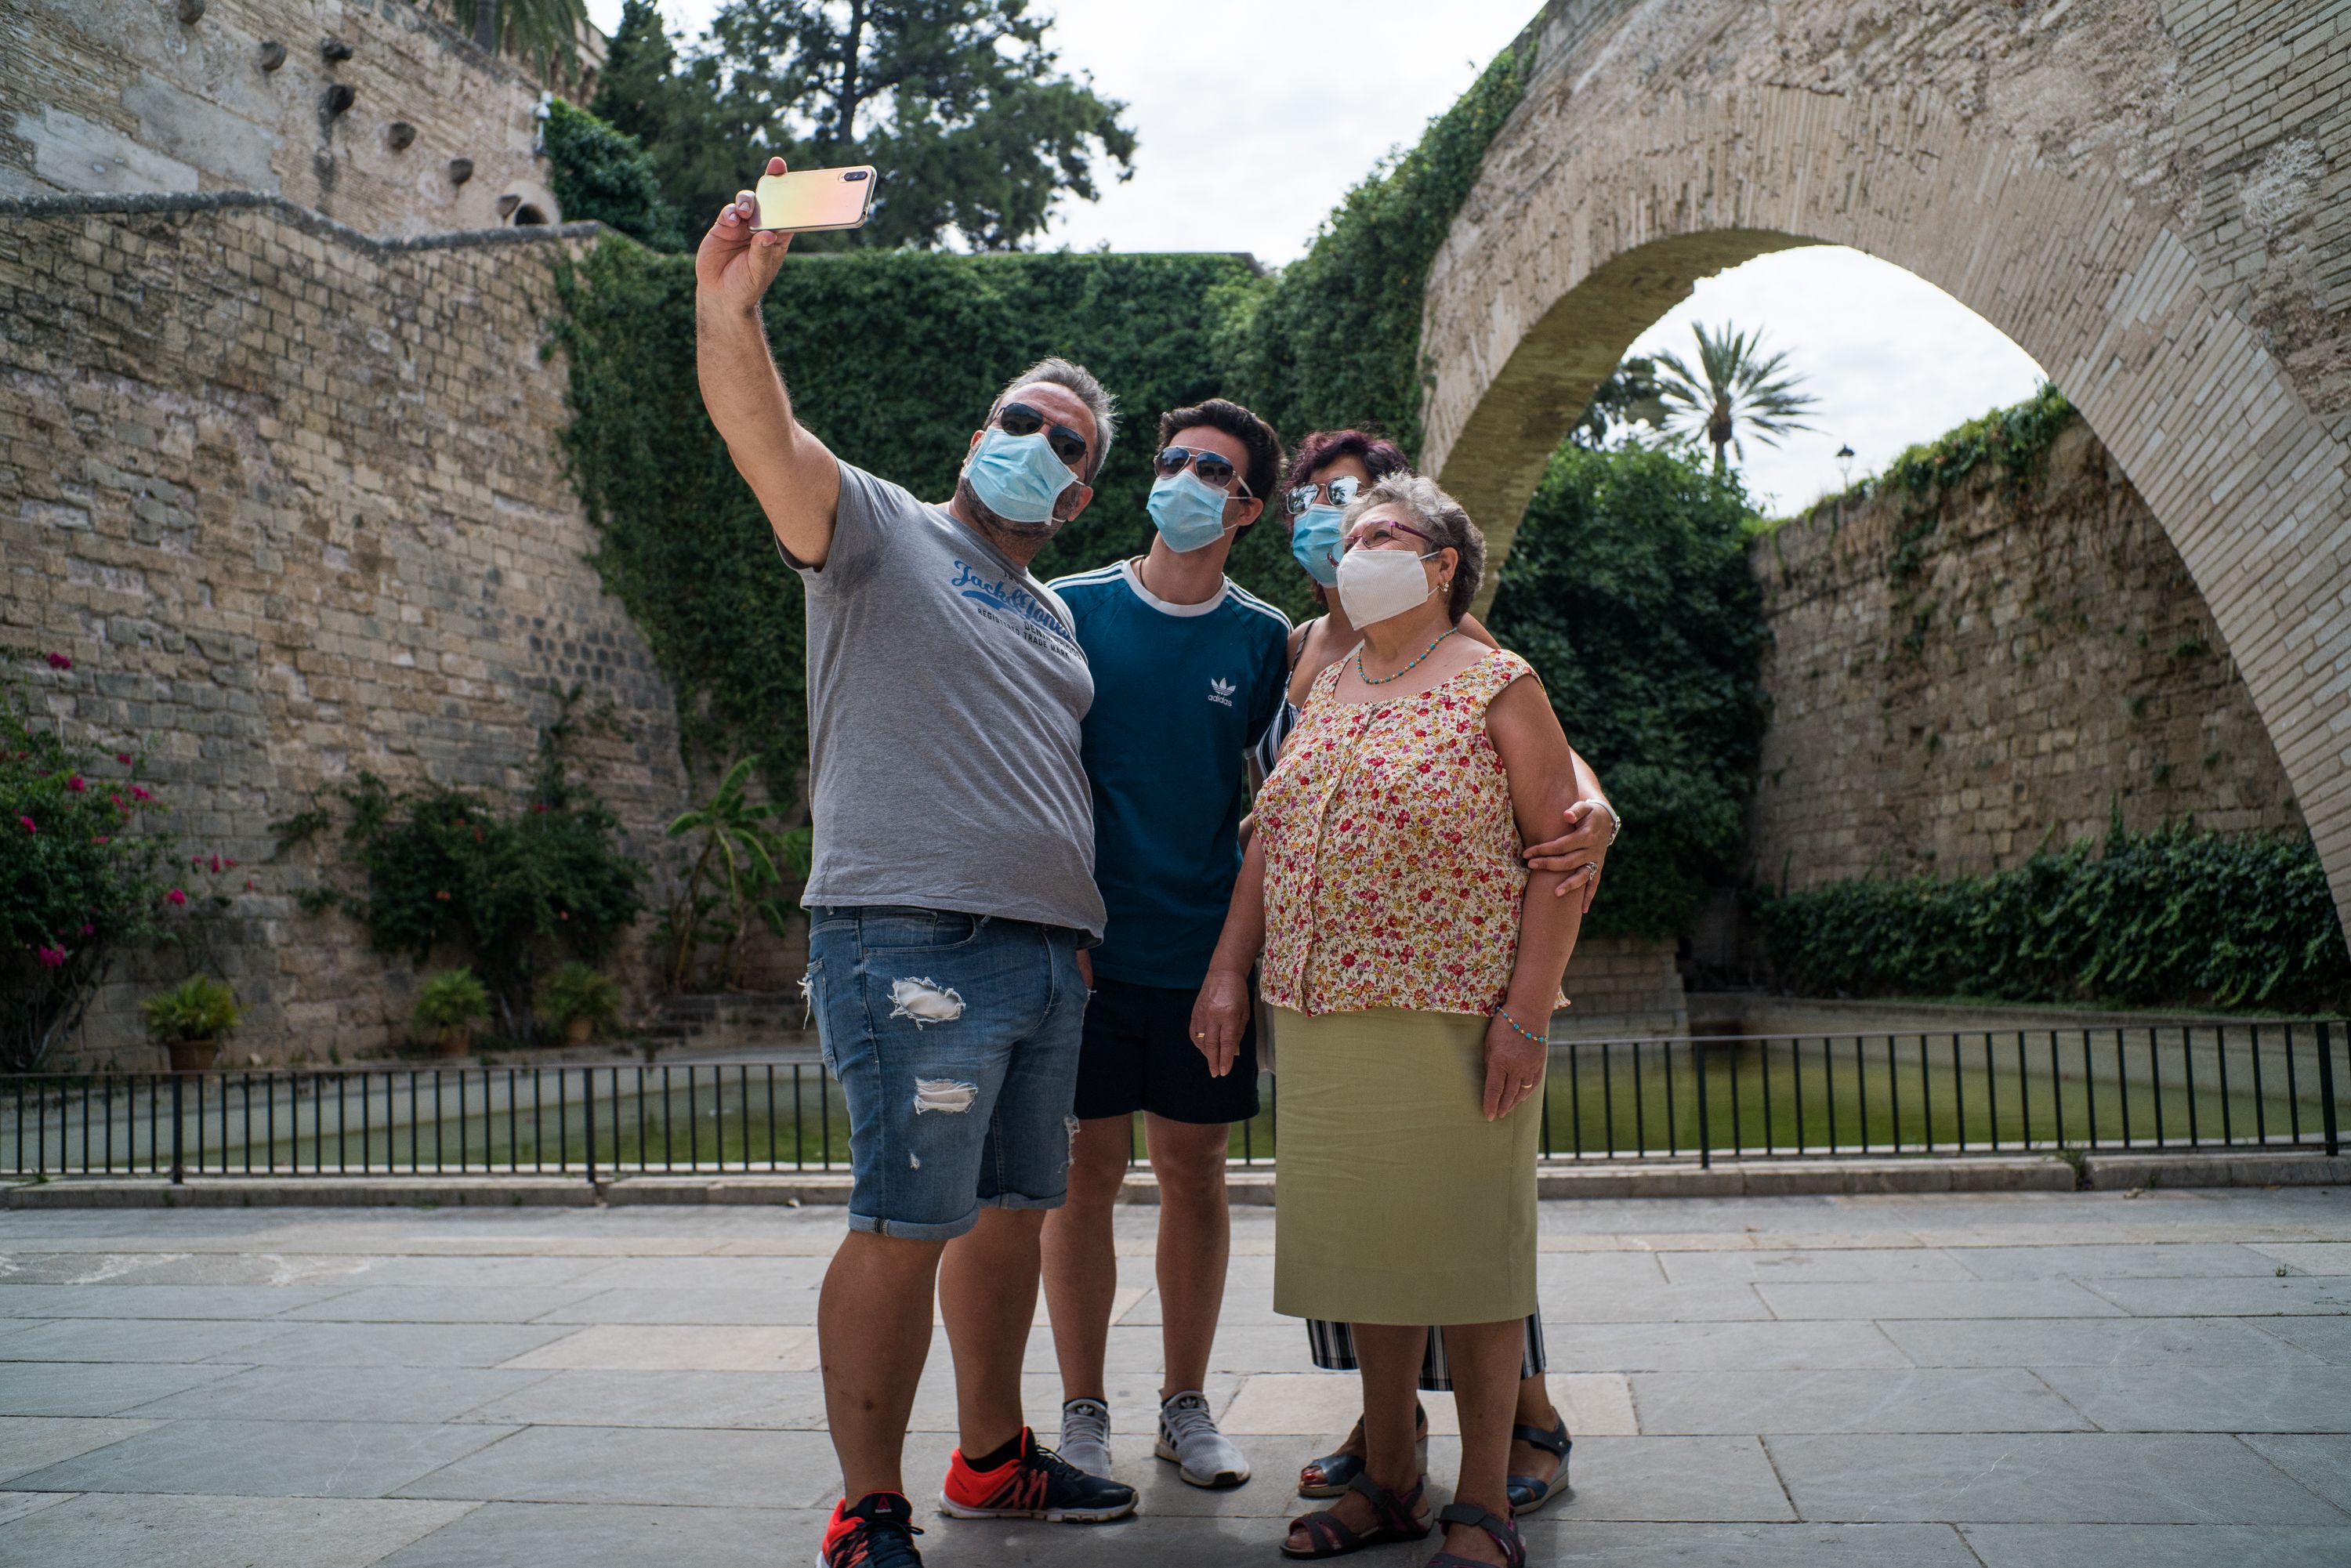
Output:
top-left (0, 1187), bottom-right (2347, 1566)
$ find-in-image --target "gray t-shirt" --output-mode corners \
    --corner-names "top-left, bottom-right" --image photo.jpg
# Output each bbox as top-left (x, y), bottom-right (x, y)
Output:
top-left (785, 459), bottom-right (1105, 937)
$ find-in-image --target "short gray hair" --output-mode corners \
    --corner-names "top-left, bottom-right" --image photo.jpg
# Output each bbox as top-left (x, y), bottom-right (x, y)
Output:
top-left (1342, 473), bottom-right (1486, 621)
top-left (990, 357), bottom-right (1117, 482)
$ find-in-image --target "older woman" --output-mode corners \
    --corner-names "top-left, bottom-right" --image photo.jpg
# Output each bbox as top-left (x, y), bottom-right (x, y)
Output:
top-left (1195, 475), bottom-right (1588, 1567)
top-left (1262, 431), bottom-right (1614, 1518)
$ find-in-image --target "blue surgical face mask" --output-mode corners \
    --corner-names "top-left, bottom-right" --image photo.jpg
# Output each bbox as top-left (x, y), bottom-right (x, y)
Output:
top-left (1290, 502), bottom-right (1345, 586)
top-left (1147, 469), bottom-right (1236, 553)
top-left (964, 425), bottom-right (1080, 527)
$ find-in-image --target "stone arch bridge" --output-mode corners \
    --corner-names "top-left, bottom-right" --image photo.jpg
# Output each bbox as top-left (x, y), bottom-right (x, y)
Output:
top-left (1425, 0), bottom-right (2351, 943)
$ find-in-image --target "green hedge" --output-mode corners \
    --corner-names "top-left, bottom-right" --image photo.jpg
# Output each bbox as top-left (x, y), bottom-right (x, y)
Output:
top-left (543, 99), bottom-right (683, 252)
top-left (1755, 825), bottom-right (2351, 1013)
top-left (1487, 443), bottom-right (1770, 940)
top-left (549, 242), bottom-right (1270, 787)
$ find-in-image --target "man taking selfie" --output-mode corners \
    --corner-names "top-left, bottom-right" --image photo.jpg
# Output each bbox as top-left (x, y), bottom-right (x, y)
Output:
top-left (1041, 399), bottom-right (1288, 1494)
top-left (695, 158), bottom-right (1136, 1568)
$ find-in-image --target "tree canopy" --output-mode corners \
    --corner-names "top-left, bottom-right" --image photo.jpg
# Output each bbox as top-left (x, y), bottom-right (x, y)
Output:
top-left (587, 0), bottom-right (1135, 251)
top-left (1487, 442), bottom-right (1770, 940)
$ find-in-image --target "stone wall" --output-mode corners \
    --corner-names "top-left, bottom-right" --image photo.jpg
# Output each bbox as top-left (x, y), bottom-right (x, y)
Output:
top-left (2, 0), bottom-right (582, 237)
top-left (1558, 937), bottom-right (1686, 1041)
top-left (0, 194), bottom-right (688, 1067)
top-left (1746, 418), bottom-right (2306, 892)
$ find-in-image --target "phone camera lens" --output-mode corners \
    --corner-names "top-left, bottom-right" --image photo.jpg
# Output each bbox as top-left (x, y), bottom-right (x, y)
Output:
top-left (844, 170), bottom-right (870, 182)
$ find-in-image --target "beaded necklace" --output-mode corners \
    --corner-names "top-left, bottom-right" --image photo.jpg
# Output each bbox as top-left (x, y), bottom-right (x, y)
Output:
top-left (1355, 627), bottom-right (1457, 687)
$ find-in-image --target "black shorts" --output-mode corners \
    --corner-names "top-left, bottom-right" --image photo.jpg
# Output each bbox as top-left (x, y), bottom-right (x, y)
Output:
top-left (1073, 975), bottom-right (1260, 1125)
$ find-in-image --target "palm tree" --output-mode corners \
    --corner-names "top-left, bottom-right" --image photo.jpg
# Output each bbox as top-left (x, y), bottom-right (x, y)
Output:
top-left (664, 757), bottom-right (805, 991)
top-left (437, 0), bottom-right (592, 84)
top-left (1652, 321), bottom-right (1820, 475)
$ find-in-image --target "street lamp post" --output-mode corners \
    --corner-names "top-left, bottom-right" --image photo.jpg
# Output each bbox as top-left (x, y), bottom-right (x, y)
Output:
top-left (1835, 443), bottom-right (1855, 527)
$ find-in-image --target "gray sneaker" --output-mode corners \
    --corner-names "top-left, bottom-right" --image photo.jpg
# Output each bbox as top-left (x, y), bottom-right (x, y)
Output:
top-left (1058, 1396), bottom-right (1114, 1479)
top-left (1156, 1389), bottom-right (1250, 1488)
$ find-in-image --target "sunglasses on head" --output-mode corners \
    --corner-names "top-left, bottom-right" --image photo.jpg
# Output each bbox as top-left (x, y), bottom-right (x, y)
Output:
top-left (1154, 445), bottom-right (1251, 494)
top-left (1283, 474), bottom-right (1369, 518)
top-left (998, 401), bottom-right (1091, 469)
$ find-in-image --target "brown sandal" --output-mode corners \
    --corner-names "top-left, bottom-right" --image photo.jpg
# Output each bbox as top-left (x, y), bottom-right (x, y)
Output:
top-left (1278, 1472), bottom-right (1430, 1559)
top-left (1424, 1501), bottom-right (1526, 1568)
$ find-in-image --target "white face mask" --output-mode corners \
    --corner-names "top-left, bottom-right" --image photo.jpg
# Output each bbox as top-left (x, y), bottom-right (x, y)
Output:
top-left (1334, 545), bottom-right (1437, 626)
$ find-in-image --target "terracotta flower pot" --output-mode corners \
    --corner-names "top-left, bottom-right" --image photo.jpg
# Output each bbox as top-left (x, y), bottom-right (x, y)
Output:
top-left (565, 1016), bottom-right (595, 1046)
top-left (167, 1039), bottom-right (219, 1074)
top-left (436, 1025), bottom-right (473, 1058)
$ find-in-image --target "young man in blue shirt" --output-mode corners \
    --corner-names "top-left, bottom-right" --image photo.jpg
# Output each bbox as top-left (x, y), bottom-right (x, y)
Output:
top-left (1042, 399), bottom-right (1290, 1491)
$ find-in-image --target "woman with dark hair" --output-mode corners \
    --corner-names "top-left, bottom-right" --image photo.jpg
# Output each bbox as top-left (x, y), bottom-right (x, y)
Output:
top-left (1256, 431), bottom-right (1617, 1519)
top-left (1196, 473), bottom-right (1591, 1566)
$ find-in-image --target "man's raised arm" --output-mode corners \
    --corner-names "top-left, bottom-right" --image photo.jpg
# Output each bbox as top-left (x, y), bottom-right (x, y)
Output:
top-left (694, 157), bottom-right (842, 568)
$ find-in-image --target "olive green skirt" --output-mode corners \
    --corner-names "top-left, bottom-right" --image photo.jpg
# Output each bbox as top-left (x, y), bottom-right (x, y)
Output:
top-left (1271, 1005), bottom-right (1538, 1326)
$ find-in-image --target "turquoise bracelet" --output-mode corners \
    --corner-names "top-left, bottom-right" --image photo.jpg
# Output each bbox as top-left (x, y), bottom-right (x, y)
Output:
top-left (1494, 1006), bottom-right (1548, 1045)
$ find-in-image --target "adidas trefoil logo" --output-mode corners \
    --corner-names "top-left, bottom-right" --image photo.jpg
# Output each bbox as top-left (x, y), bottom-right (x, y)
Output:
top-left (1208, 677), bottom-right (1236, 708)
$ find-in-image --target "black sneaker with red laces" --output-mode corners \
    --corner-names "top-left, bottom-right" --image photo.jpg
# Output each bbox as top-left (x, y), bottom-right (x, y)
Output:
top-left (939, 1425), bottom-right (1138, 1522)
top-left (818, 1490), bottom-right (926, 1567)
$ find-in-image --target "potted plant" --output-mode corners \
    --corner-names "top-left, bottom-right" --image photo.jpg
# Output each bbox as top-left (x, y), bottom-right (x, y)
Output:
top-left (139, 975), bottom-right (241, 1074)
top-left (415, 967), bottom-right (490, 1057)
top-left (536, 961), bottom-right (622, 1045)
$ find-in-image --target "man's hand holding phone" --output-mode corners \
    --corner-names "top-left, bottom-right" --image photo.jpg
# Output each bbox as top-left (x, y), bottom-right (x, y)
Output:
top-left (694, 156), bottom-right (794, 320)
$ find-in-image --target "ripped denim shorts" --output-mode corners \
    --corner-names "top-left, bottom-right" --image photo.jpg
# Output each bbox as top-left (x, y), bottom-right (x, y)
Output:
top-left (805, 905), bottom-right (1086, 1240)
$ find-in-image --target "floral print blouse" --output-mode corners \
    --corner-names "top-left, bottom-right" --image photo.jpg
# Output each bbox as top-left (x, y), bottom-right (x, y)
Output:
top-left (1257, 647), bottom-right (1555, 1018)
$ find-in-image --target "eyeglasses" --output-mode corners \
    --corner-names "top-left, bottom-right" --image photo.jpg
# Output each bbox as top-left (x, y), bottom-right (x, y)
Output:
top-left (1342, 517), bottom-right (1436, 552)
top-left (998, 401), bottom-right (1091, 469)
top-left (1283, 474), bottom-right (1368, 518)
top-left (1154, 446), bottom-right (1251, 495)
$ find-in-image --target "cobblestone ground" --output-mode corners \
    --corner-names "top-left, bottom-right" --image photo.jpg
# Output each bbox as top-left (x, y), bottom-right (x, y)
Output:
top-left (0, 1187), bottom-right (2346, 1566)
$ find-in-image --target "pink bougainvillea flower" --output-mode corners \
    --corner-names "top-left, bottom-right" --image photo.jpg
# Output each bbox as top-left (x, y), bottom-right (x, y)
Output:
top-left (208, 854), bottom-right (223, 873)
top-left (116, 753), bottom-right (132, 766)
top-left (66, 775), bottom-right (85, 793)
top-left (78, 922), bottom-right (93, 936)
top-left (165, 888), bottom-right (187, 907)
top-left (90, 835), bottom-right (110, 845)
top-left (45, 652), bottom-right (71, 670)
top-left (130, 785), bottom-right (154, 802)
top-left (224, 858), bottom-right (237, 869)
top-left (110, 793), bottom-right (125, 810)
top-left (532, 802), bottom-right (549, 813)
top-left (244, 878), bottom-right (255, 892)
top-left (35, 946), bottom-right (66, 967)
top-left (16, 816), bottom-right (34, 835)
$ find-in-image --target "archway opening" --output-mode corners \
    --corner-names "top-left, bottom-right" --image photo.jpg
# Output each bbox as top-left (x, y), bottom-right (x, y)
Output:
top-left (1464, 234), bottom-right (2340, 1020)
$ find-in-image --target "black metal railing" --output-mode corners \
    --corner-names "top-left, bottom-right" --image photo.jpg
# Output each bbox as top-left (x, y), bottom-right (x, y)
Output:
top-left (4, 1019), bottom-right (2342, 1181)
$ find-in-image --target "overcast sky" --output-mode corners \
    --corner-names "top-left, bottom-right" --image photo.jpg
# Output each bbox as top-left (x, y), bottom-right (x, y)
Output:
top-left (596, 0), bottom-right (2048, 512)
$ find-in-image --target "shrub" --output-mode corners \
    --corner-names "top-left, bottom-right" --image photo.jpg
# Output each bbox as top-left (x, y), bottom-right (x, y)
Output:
top-left (414, 968), bottom-right (491, 1032)
top-left (1754, 823), bottom-right (2351, 1012)
top-left (537, 961), bottom-right (624, 1034)
top-left (2, 661), bottom-right (217, 1070)
top-left (279, 705), bottom-right (646, 1038)
top-left (542, 99), bottom-right (684, 250)
top-left (661, 755), bottom-right (812, 992)
top-left (139, 976), bottom-right (243, 1044)
top-left (1487, 444), bottom-right (1770, 939)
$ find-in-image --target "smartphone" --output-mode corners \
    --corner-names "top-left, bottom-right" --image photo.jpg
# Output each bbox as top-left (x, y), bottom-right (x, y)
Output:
top-left (752, 165), bottom-right (878, 234)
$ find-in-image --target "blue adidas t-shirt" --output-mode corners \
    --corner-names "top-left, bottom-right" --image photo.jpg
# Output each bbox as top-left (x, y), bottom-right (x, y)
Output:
top-left (1050, 559), bottom-right (1291, 989)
